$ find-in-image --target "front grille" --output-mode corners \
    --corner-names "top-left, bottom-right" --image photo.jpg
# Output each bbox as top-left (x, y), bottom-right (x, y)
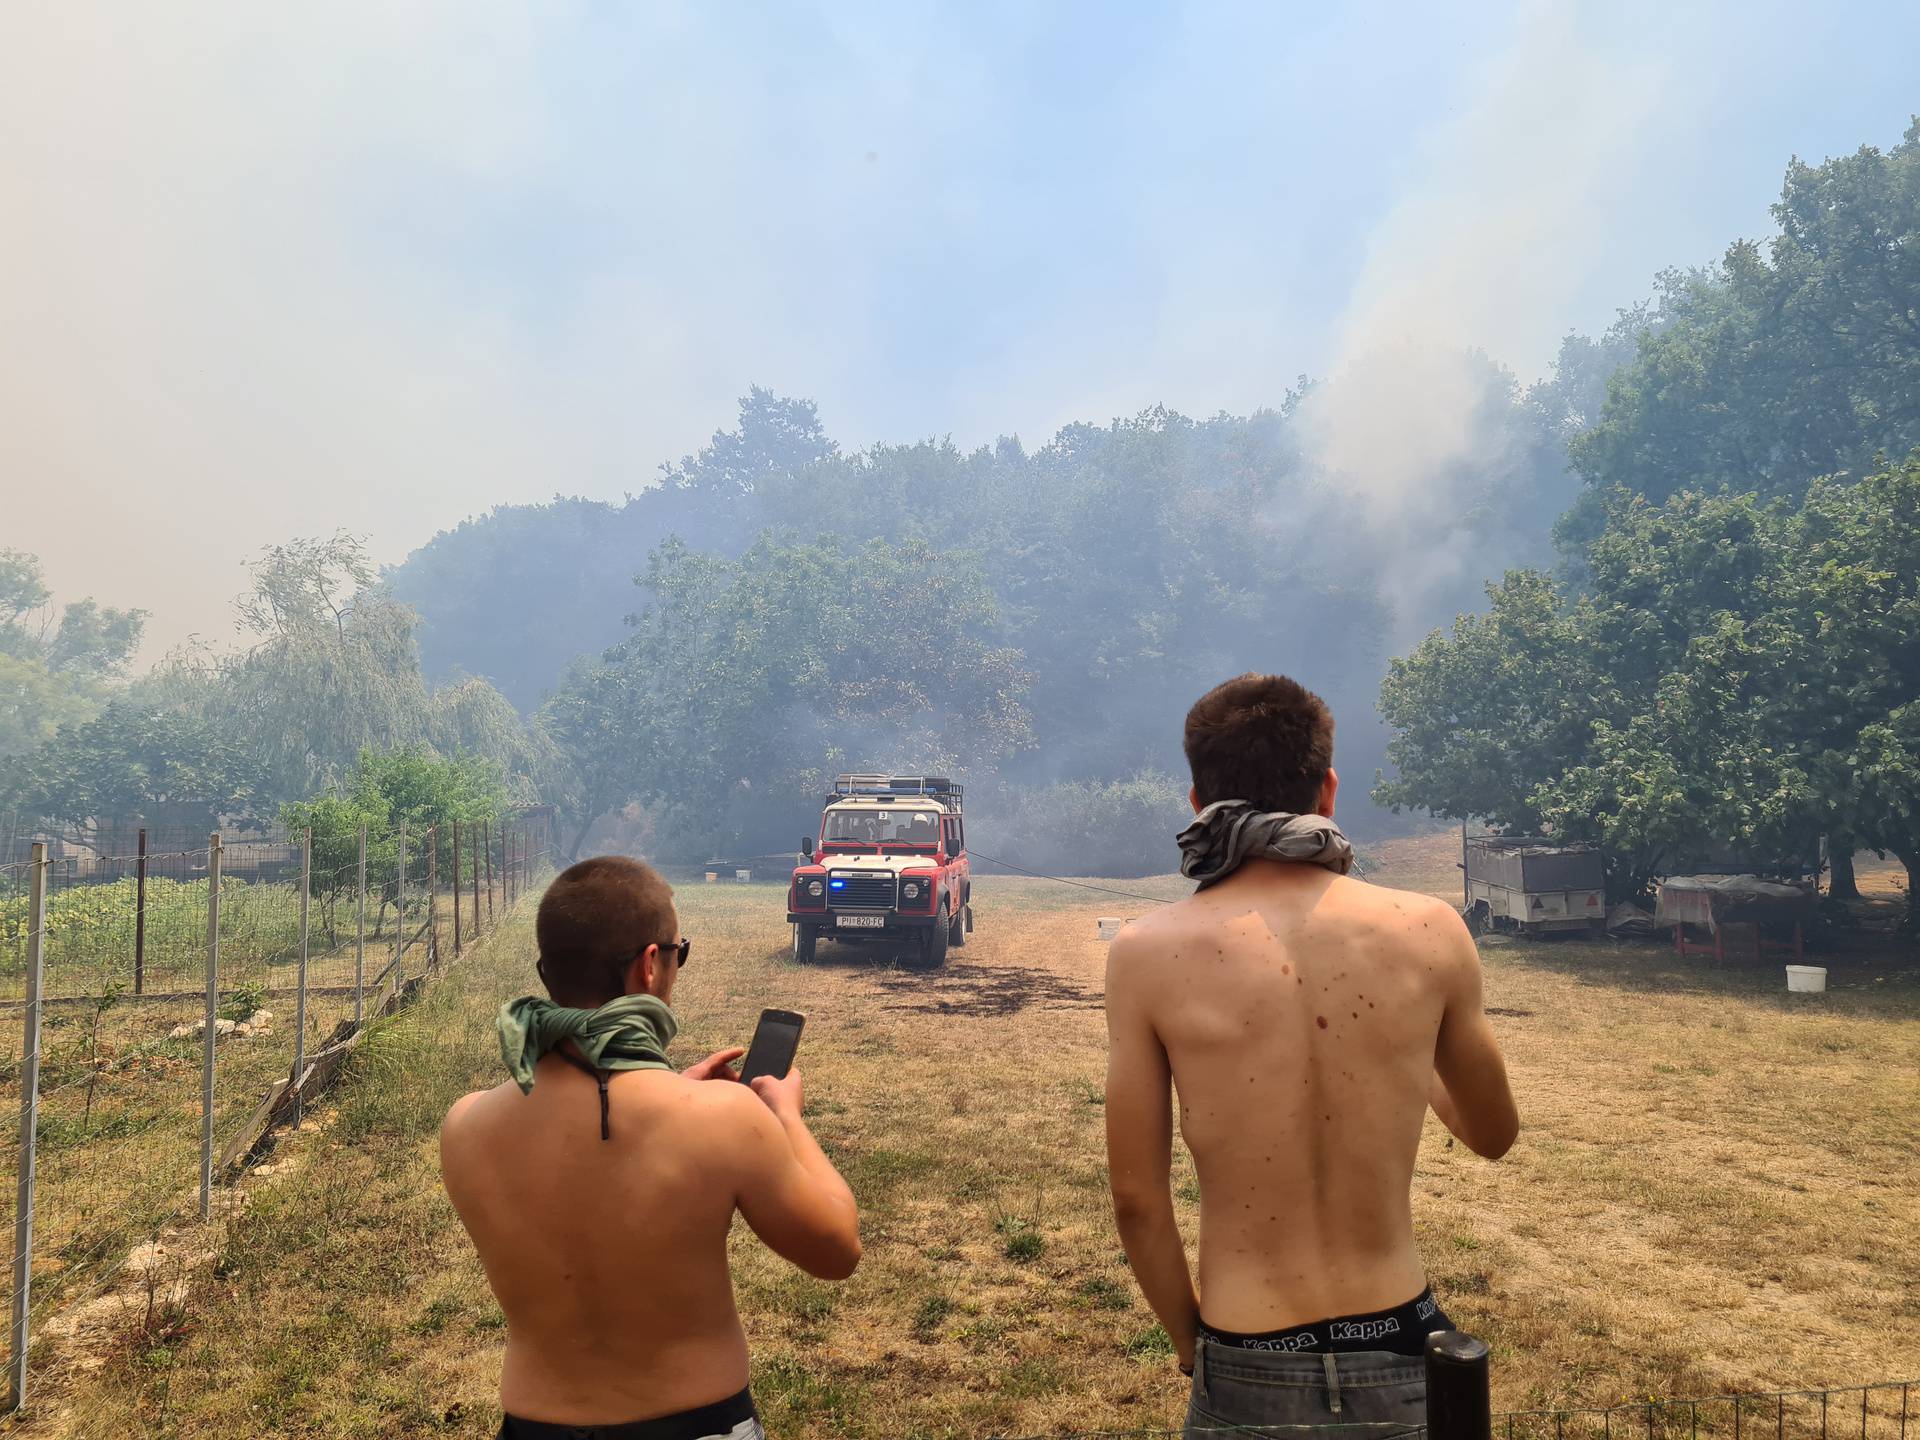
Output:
top-left (828, 872), bottom-right (896, 910)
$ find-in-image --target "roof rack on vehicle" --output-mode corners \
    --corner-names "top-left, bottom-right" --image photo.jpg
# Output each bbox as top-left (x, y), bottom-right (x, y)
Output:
top-left (830, 774), bottom-right (964, 809)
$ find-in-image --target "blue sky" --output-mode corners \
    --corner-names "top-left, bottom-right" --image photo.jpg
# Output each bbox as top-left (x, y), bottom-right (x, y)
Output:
top-left (4, 0), bottom-right (1917, 653)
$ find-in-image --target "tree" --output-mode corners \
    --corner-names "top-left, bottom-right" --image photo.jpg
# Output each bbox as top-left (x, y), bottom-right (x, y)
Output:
top-left (550, 534), bottom-right (1032, 859)
top-left (1571, 122), bottom-right (1920, 512)
top-left (226, 533), bottom-right (434, 801)
top-left (5, 700), bottom-right (265, 840)
top-left (0, 549), bottom-right (146, 758)
top-left (1378, 458), bottom-right (1920, 921)
top-left (538, 655), bottom-right (642, 860)
top-left (281, 745), bottom-right (509, 940)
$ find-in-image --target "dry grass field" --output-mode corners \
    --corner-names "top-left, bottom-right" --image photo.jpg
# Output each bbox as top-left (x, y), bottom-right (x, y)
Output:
top-left (15, 837), bottom-right (1918, 1438)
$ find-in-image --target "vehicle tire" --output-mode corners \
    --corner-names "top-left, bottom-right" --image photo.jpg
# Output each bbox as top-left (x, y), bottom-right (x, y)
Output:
top-left (949, 902), bottom-right (967, 948)
top-left (919, 909), bottom-right (950, 969)
top-left (792, 923), bottom-right (817, 965)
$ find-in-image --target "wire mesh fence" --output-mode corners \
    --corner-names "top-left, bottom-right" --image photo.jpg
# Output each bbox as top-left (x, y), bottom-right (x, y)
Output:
top-left (0, 809), bottom-right (555, 1411)
top-left (1497, 1381), bottom-right (1914, 1440)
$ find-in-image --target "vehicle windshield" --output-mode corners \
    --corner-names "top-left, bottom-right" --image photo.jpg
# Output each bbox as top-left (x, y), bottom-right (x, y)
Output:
top-left (824, 810), bottom-right (941, 847)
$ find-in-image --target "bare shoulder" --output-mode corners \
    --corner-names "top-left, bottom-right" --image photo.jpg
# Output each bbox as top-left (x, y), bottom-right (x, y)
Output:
top-left (442, 1082), bottom-right (509, 1140)
top-left (439, 1082), bottom-right (517, 1183)
top-left (678, 1075), bottom-right (780, 1147)
top-left (1334, 876), bottom-right (1464, 936)
top-left (1111, 895), bottom-right (1207, 961)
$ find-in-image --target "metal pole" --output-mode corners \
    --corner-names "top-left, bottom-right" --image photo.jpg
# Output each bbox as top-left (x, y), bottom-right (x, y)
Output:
top-left (1461, 819), bottom-right (1470, 911)
top-left (199, 834), bottom-right (221, 1220)
top-left (292, 830), bottom-right (311, 1129)
top-left (427, 826), bottom-right (438, 968)
top-left (8, 843), bottom-right (49, 1412)
top-left (354, 827), bottom-right (366, 1026)
top-left (484, 820), bottom-right (494, 921)
top-left (1425, 1331), bottom-right (1492, 1440)
top-left (452, 820), bottom-right (463, 957)
top-left (134, 826), bottom-right (147, 996)
top-left (394, 821), bottom-right (407, 996)
top-left (471, 819), bottom-right (481, 939)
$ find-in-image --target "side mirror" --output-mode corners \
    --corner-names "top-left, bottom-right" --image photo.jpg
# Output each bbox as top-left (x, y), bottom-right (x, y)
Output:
top-left (800, 836), bottom-right (814, 860)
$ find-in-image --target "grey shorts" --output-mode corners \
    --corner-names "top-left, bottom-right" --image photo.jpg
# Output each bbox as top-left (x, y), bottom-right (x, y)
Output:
top-left (1185, 1342), bottom-right (1428, 1438)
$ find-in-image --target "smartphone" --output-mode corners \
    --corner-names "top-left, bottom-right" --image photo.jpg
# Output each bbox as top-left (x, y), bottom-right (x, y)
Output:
top-left (738, 1008), bottom-right (806, 1084)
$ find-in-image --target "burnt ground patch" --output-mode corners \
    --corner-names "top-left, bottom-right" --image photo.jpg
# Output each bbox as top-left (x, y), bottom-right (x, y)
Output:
top-left (867, 960), bottom-right (1102, 1018)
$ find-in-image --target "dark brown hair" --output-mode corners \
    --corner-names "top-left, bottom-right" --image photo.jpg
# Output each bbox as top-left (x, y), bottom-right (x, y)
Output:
top-left (1183, 673), bottom-right (1334, 815)
top-left (535, 856), bottom-right (677, 1007)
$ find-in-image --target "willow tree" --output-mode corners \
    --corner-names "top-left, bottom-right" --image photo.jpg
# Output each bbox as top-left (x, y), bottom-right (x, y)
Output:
top-left (226, 533), bottom-right (433, 801)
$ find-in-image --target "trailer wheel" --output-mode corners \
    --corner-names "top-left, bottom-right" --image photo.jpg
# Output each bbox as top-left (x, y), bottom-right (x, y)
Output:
top-left (791, 923), bottom-right (817, 965)
top-left (1462, 901), bottom-right (1490, 937)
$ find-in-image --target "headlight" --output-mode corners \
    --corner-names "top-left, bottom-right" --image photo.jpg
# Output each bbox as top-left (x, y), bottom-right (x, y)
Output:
top-left (902, 881), bottom-right (922, 900)
top-left (806, 880), bottom-right (824, 898)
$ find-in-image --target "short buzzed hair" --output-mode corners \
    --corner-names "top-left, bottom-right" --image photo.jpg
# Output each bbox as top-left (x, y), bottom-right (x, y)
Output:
top-left (1183, 673), bottom-right (1334, 816)
top-left (535, 856), bottom-right (676, 1007)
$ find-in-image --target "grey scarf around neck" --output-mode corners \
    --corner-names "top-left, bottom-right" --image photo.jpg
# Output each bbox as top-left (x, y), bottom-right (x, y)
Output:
top-left (1176, 800), bottom-right (1355, 889)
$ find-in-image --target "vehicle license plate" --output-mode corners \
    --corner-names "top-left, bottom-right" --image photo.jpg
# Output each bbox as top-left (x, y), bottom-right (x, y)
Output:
top-left (836, 914), bottom-right (885, 929)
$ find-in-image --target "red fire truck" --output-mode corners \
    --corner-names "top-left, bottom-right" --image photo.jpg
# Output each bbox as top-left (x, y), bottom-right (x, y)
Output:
top-left (787, 774), bottom-right (972, 967)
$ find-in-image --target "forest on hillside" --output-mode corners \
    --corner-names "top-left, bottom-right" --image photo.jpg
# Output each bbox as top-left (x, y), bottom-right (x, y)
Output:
top-left (6, 122), bottom-right (1918, 887)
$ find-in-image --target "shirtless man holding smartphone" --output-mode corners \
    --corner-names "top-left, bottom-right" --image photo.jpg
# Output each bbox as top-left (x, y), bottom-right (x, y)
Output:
top-left (1105, 674), bottom-right (1519, 1433)
top-left (441, 857), bottom-right (858, 1440)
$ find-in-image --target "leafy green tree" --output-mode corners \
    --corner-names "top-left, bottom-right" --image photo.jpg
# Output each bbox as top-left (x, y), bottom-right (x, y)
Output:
top-left (1380, 459), bottom-right (1920, 918)
top-left (282, 745), bottom-right (508, 939)
top-left (226, 533), bottom-right (432, 800)
top-left (538, 656), bottom-right (642, 860)
top-left (552, 534), bottom-right (1032, 859)
top-left (0, 550), bottom-right (146, 758)
top-left (5, 700), bottom-right (265, 840)
top-left (1571, 122), bottom-right (1920, 513)
top-left (1779, 460), bottom-right (1920, 908)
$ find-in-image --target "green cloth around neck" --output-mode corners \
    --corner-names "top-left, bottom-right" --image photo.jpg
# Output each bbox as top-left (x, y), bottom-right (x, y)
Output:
top-left (497, 992), bottom-right (679, 1094)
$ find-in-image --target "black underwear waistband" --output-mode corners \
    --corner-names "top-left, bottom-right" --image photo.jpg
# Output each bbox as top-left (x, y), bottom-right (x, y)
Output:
top-left (500, 1386), bottom-right (757, 1440)
top-left (1199, 1287), bottom-right (1450, 1359)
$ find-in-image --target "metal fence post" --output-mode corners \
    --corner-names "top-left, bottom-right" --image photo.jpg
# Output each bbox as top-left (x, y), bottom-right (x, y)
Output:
top-left (452, 819), bottom-right (462, 957)
top-left (484, 820), bottom-right (495, 922)
top-left (8, 843), bottom-right (49, 1412)
top-left (394, 821), bottom-right (407, 998)
top-left (354, 827), bottom-right (366, 1026)
top-left (199, 833), bottom-right (221, 1221)
top-left (1425, 1331), bottom-right (1491, 1440)
top-left (134, 826), bottom-right (148, 996)
top-left (292, 829), bottom-right (311, 1130)
top-left (427, 826), bottom-right (438, 968)
top-left (472, 819), bottom-right (481, 939)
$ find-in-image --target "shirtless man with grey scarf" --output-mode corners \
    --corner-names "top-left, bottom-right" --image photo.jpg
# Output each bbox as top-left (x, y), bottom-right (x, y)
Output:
top-left (1104, 673), bottom-right (1519, 1434)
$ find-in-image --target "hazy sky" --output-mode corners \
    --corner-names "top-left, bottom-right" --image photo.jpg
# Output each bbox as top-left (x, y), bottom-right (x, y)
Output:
top-left (5, 0), bottom-right (1917, 657)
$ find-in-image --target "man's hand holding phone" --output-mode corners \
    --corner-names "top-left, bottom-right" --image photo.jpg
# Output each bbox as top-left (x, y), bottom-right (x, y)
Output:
top-left (749, 1067), bottom-right (804, 1121)
top-left (682, 1047), bottom-right (746, 1082)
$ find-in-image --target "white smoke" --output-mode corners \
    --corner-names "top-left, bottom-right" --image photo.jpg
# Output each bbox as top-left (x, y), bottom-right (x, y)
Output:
top-left (1296, 3), bottom-right (1674, 635)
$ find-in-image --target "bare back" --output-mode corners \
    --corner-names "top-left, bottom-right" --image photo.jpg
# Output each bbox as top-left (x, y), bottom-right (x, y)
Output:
top-left (1107, 858), bottom-right (1511, 1332)
top-left (440, 1061), bottom-right (760, 1424)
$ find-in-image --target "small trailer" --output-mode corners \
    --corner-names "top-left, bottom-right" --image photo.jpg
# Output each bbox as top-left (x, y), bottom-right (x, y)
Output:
top-left (1461, 836), bottom-right (1607, 936)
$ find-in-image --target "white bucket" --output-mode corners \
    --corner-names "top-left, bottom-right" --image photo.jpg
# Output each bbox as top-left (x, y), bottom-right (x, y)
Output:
top-left (1097, 917), bottom-right (1126, 941)
top-left (1785, 964), bottom-right (1827, 994)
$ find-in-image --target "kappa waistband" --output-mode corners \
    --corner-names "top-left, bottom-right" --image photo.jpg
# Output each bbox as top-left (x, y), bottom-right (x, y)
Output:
top-left (1198, 1287), bottom-right (1449, 1358)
